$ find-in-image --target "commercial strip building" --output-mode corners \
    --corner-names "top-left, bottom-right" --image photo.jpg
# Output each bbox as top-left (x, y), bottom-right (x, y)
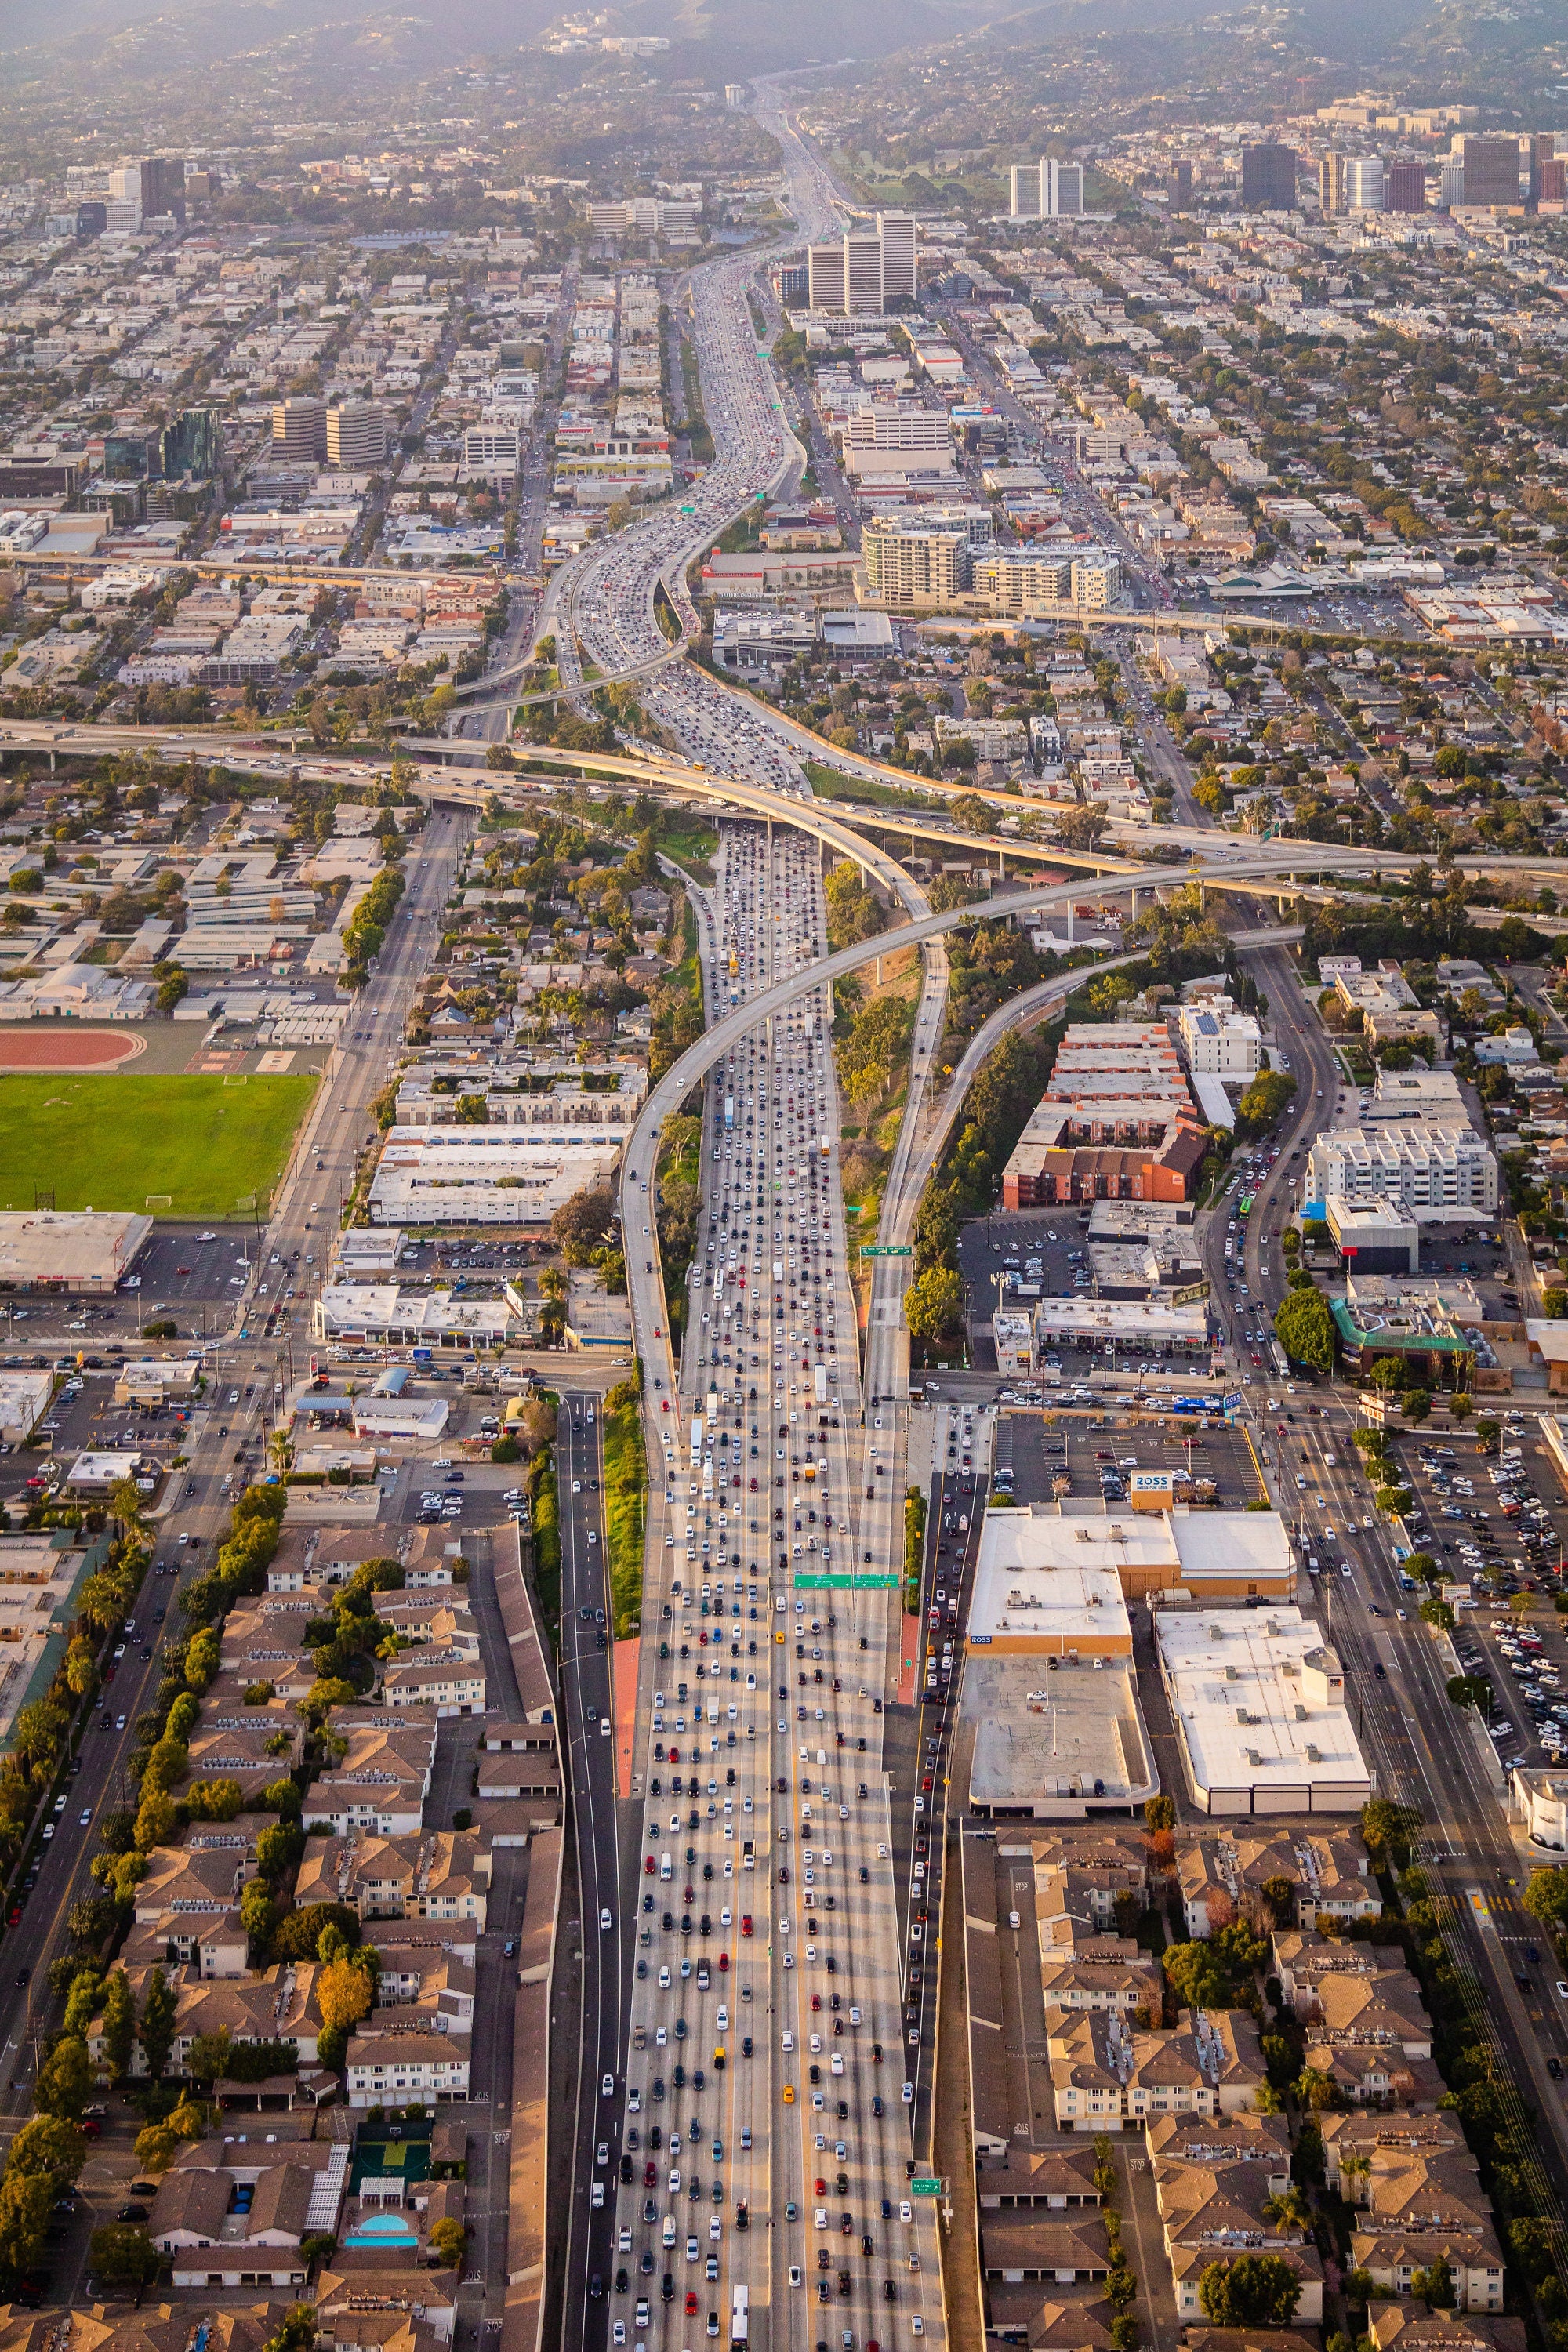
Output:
top-left (1327, 1276), bottom-right (1490, 1386)
top-left (1154, 1606), bottom-right (1370, 1815)
top-left (310, 1287), bottom-right (517, 1348)
top-left (0, 1209), bottom-right (154, 1294)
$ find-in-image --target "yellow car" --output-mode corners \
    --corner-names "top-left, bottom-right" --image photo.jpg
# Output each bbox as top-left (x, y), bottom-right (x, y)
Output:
top-left (782, 2084), bottom-right (795, 2105)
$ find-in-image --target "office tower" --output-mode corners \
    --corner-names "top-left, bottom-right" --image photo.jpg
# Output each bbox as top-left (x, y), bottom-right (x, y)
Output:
top-left (1458, 134), bottom-right (1523, 208)
top-left (775, 260), bottom-right (808, 303)
top-left (107, 166), bottom-right (141, 204)
top-left (326, 402), bottom-right (388, 467)
top-left (862, 519), bottom-right (971, 609)
top-left (1010, 163), bottom-right (1042, 217)
top-left (1346, 156), bottom-right (1385, 210)
top-left (1543, 156), bottom-right (1567, 204)
top-left (1043, 159), bottom-right (1083, 216)
top-left (877, 213), bottom-right (916, 300)
top-left (1319, 152), bottom-right (1348, 213)
top-left (103, 428), bottom-right (162, 481)
top-left (1529, 132), bottom-right (1558, 201)
top-left (1241, 143), bottom-right (1298, 209)
top-left (1439, 162), bottom-right (1466, 209)
top-left (1167, 160), bottom-right (1193, 209)
top-left (103, 200), bottom-right (142, 234)
top-left (140, 158), bottom-right (186, 220)
top-left (161, 406), bottom-right (223, 479)
top-left (1385, 159), bottom-right (1427, 212)
top-left (270, 397), bottom-right (328, 461)
top-left (844, 233), bottom-right (884, 313)
top-left (807, 241), bottom-right (846, 314)
top-left (724, 84), bottom-right (747, 108)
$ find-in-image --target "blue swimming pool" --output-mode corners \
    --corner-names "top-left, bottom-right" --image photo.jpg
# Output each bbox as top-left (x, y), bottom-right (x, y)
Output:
top-left (345, 2211), bottom-right (419, 2249)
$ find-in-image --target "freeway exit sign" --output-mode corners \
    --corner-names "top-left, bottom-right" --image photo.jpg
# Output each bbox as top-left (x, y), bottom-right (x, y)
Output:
top-left (794, 1571), bottom-right (902, 1591)
top-left (912, 2177), bottom-right (943, 2197)
top-left (861, 1244), bottom-right (912, 1258)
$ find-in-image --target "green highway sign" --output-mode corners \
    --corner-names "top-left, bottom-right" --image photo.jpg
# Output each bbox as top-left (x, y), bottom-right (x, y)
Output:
top-left (912, 2177), bottom-right (943, 2198)
top-left (860, 1244), bottom-right (912, 1258)
top-left (794, 1572), bottom-right (902, 1590)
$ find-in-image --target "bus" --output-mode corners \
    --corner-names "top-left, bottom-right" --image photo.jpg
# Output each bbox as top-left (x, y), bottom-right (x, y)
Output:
top-left (1237, 1194), bottom-right (1254, 1218)
top-left (731, 2289), bottom-right (749, 2350)
top-left (1169, 1395), bottom-right (1223, 1419)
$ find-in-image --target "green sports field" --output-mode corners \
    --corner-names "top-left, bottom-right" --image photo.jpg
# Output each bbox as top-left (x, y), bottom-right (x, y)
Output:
top-left (0, 1073), bottom-right (318, 1218)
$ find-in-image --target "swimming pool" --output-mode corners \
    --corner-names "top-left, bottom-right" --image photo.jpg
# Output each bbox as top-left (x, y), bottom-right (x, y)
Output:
top-left (344, 2211), bottom-right (419, 2249)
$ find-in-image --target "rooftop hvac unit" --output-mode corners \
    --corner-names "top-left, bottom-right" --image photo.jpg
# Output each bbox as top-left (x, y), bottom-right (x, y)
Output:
top-left (1265, 1620), bottom-right (1280, 1635)
top-left (1225, 1665), bottom-right (1239, 1681)
top-left (1294, 1704), bottom-right (1308, 1722)
top-left (1306, 1744), bottom-right (1322, 1762)
top-left (1208, 1626), bottom-right (1224, 1641)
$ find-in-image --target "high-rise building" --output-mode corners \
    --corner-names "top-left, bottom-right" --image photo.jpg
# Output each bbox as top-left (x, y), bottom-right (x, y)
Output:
top-left (1043, 159), bottom-right (1083, 216)
top-left (862, 519), bottom-right (971, 610)
top-left (271, 397), bottom-right (328, 461)
top-left (1543, 156), bottom-right (1568, 205)
top-left (775, 260), bottom-right (808, 303)
top-left (1319, 152), bottom-right (1348, 214)
top-left (107, 167), bottom-right (141, 205)
top-left (877, 212), bottom-right (916, 300)
top-left (844, 233), bottom-right (884, 313)
top-left (326, 402), bottom-right (389, 467)
top-left (1439, 162), bottom-right (1467, 209)
top-left (1241, 143), bottom-right (1298, 209)
top-left (161, 406), bottom-right (223, 479)
top-left (103, 200), bottom-right (142, 235)
top-left (1346, 156), bottom-right (1385, 210)
top-left (1167, 161), bottom-right (1193, 209)
top-left (1009, 163), bottom-right (1042, 218)
top-left (1385, 159), bottom-right (1427, 212)
top-left (807, 242), bottom-right (847, 314)
top-left (1529, 132), bottom-right (1559, 202)
top-left (1457, 134), bottom-right (1523, 209)
top-left (724, 84), bottom-right (747, 108)
top-left (140, 158), bottom-right (186, 221)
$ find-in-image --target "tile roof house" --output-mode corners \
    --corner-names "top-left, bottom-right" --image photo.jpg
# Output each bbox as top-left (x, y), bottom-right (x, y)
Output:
top-left (149, 2160), bottom-right (318, 2287)
top-left (295, 1830), bottom-right (491, 1929)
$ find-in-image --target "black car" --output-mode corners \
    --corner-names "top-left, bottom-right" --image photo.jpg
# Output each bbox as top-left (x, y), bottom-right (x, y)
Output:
top-left (117, 2205), bottom-right (147, 2224)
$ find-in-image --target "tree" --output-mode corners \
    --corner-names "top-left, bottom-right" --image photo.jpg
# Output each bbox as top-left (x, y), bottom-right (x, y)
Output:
top-left (135, 1784), bottom-right (178, 1852)
top-left (1087, 972), bottom-right (1135, 1021)
top-left (69, 1893), bottom-right (117, 1950)
top-left (1523, 1866), bottom-right (1568, 1933)
top-left (550, 1185), bottom-right (615, 1265)
top-left (140, 1966), bottom-right (176, 2082)
top-left (318, 1954), bottom-right (376, 2038)
top-left (1273, 1286), bottom-right (1334, 1375)
top-left (187, 2031), bottom-right (234, 2090)
top-left (184, 1626), bottom-right (220, 1690)
top-left (430, 2217), bottom-right (467, 2267)
top-left (1411, 2259), bottom-right (1456, 2309)
top-left (0, 2173), bottom-right (53, 2278)
top-left (1196, 2254), bottom-right (1302, 2327)
top-left (6, 2114), bottom-right (85, 2190)
top-left (1145, 1795), bottom-right (1176, 1835)
top-left (132, 2125), bottom-right (178, 2174)
top-left (1446, 1675), bottom-right (1490, 1711)
top-left (86, 2223), bottom-right (159, 2296)
top-left (1403, 1388), bottom-right (1432, 1425)
top-left (1362, 1798), bottom-right (1421, 1869)
top-left (35, 2034), bottom-right (92, 2120)
top-left (904, 1266), bottom-right (964, 1349)
top-left (1261, 2187), bottom-right (1310, 2234)
top-left (100, 1969), bottom-right (136, 2082)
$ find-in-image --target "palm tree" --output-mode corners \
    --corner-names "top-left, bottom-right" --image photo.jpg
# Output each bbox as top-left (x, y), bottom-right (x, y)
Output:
top-left (1338, 2154), bottom-right (1371, 2205)
top-left (108, 1478), bottom-right (149, 1546)
top-left (1262, 2187), bottom-right (1311, 2236)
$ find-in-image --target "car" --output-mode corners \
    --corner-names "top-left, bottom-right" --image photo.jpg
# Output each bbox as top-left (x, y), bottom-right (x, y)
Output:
top-left (601, 1907), bottom-right (613, 1930)
top-left (601, 2072), bottom-right (615, 2096)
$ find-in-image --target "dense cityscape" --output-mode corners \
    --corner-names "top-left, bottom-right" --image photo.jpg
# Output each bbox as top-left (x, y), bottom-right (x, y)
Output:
top-left (5, 7), bottom-right (1568, 2352)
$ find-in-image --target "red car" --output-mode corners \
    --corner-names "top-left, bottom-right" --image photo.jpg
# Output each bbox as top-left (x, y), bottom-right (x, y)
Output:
top-left (686, 2294), bottom-right (699, 2318)
top-left (740, 1915), bottom-right (753, 1937)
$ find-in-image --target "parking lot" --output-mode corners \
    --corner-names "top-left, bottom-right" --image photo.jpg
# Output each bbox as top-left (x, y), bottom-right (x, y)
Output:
top-left (1390, 1414), bottom-right (1568, 1768)
top-left (994, 1409), bottom-right (1264, 1508)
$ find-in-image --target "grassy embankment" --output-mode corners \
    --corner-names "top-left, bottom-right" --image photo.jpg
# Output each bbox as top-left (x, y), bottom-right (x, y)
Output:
top-left (603, 1376), bottom-right (649, 1638)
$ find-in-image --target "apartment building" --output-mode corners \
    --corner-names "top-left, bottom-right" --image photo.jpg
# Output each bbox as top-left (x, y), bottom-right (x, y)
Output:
top-left (1305, 1125), bottom-right (1498, 1215)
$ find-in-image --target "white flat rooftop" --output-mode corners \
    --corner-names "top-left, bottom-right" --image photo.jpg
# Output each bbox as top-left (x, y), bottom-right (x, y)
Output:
top-left (1156, 1604), bottom-right (1370, 1816)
